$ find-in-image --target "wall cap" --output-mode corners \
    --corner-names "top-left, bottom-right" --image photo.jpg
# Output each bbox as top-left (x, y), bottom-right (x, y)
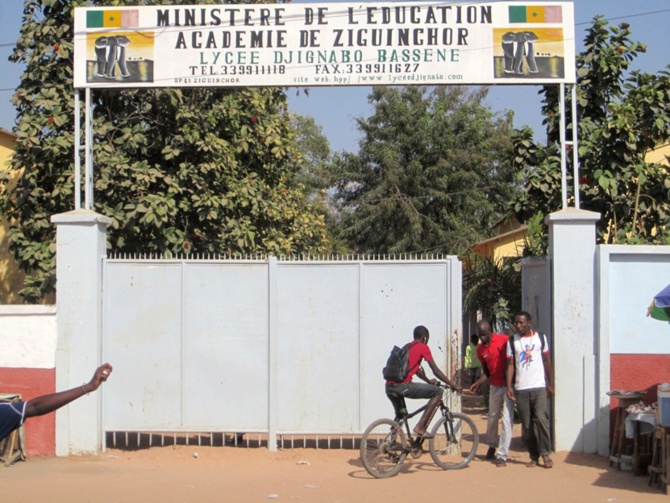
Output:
top-left (546, 208), bottom-right (601, 225)
top-left (0, 305), bottom-right (56, 316)
top-left (51, 209), bottom-right (113, 226)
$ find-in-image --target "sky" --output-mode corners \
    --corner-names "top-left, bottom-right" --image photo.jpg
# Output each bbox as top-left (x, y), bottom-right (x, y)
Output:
top-left (0, 0), bottom-right (668, 152)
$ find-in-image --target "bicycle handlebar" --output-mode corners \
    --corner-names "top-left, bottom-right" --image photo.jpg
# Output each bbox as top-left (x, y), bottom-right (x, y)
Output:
top-left (436, 382), bottom-right (458, 391)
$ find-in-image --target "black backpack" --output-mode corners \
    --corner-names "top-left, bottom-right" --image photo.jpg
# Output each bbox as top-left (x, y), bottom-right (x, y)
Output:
top-left (383, 341), bottom-right (418, 382)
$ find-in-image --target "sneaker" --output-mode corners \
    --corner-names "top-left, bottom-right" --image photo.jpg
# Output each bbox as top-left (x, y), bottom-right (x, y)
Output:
top-left (494, 458), bottom-right (507, 467)
top-left (485, 447), bottom-right (496, 460)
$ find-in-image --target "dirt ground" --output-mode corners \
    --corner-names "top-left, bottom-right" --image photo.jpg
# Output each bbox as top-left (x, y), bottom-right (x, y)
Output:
top-left (3, 396), bottom-right (667, 503)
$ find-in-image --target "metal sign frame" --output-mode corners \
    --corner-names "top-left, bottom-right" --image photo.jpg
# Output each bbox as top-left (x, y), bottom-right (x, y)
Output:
top-left (73, 2), bottom-right (580, 211)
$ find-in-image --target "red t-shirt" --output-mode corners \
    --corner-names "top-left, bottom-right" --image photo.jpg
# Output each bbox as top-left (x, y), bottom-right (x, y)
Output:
top-left (399, 341), bottom-right (433, 384)
top-left (476, 333), bottom-right (508, 387)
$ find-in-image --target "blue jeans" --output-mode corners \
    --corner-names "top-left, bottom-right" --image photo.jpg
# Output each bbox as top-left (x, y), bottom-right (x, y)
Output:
top-left (515, 387), bottom-right (551, 460)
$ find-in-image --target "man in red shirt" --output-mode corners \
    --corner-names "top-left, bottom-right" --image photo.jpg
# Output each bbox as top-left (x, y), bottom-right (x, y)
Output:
top-left (470, 320), bottom-right (513, 467)
top-left (386, 325), bottom-right (461, 437)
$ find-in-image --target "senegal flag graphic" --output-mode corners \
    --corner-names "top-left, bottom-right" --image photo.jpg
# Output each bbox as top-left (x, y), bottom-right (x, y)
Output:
top-left (86, 10), bottom-right (139, 29)
top-left (508, 5), bottom-right (562, 24)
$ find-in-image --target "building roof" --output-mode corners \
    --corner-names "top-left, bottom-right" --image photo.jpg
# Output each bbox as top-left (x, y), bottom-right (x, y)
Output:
top-left (0, 127), bottom-right (17, 140)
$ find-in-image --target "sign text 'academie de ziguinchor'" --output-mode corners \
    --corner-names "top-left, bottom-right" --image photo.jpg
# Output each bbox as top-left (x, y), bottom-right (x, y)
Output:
top-left (73, 2), bottom-right (575, 89)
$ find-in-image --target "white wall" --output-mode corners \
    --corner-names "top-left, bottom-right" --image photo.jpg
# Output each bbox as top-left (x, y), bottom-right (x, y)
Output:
top-left (0, 305), bottom-right (57, 369)
top-left (604, 248), bottom-right (670, 354)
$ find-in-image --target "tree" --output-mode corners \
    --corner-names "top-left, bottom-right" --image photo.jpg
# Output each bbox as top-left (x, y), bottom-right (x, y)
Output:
top-left (332, 86), bottom-right (516, 255)
top-left (2, 0), bottom-right (329, 302)
top-left (290, 114), bottom-right (351, 253)
top-left (291, 114), bottom-right (333, 196)
top-left (463, 254), bottom-right (521, 330)
top-left (512, 17), bottom-right (670, 252)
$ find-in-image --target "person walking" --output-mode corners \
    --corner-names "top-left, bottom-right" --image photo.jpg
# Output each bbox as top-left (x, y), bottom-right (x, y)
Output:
top-left (506, 311), bottom-right (554, 468)
top-left (469, 320), bottom-right (514, 467)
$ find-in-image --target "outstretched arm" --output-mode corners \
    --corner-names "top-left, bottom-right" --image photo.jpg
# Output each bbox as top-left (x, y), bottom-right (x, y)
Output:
top-left (24, 364), bottom-right (113, 418)
top-left (427, 359), bottom-right (461, 391)
top-left (469, 373), bottom-right (489, 394)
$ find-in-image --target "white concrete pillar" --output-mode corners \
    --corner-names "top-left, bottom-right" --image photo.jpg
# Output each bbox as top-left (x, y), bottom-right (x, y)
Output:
top-left (546, 208), bottom-right (600, 453)
top-left (51, 209), bottom-right (112, 455)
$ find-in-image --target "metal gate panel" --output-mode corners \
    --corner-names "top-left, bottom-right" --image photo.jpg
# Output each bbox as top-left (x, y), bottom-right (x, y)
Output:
top-left (101, 256), bottom-right (462, 441)
top-left (359, 263), bottom-right (450, 427)
top-left (274, 263), bottom-right (361, 433)
top-left (181, 262), bottom-right (269, 430)
top-left (103, 262), bottom-right (183, 430)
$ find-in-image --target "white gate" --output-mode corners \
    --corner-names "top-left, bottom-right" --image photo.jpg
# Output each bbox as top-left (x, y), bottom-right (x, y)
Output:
top-left (101, 255), bottom-right (462, 449)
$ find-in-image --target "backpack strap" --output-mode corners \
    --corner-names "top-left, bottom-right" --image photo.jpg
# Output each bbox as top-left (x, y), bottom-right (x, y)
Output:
top-left (403, 340), bottom-right (422, 376)
top-left (509, 332), bottom-right (546, 352)
top-left (507, 334), bottom-right (516, 356)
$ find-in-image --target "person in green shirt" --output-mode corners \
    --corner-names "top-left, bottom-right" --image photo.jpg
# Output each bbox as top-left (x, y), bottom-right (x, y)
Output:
top-left (464, 334), bottom-right (482, 387)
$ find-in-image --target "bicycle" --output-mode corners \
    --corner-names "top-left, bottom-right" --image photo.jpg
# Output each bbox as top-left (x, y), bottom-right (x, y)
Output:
top-left (359, 383), bottom-right (479, 478)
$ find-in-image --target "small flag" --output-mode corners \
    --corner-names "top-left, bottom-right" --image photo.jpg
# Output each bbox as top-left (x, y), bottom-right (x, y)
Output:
top-left (87, 9), bottom-right (139, 29)
top-left (509, 5), bottom-right (562, 24)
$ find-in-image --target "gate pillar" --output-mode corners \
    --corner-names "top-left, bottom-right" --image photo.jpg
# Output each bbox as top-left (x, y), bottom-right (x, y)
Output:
top-left (546, 208), bottom-right (600, 453)
top-left (51, 209), bottom-right (112, 455)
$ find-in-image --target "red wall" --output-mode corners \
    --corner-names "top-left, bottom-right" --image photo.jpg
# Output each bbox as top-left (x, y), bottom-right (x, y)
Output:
top-left (610, 354), bottom-right (670, 404)
top-left (610, 354), bottom-right (670, 441)
top-left (0, 368), bottom-right (55, 456)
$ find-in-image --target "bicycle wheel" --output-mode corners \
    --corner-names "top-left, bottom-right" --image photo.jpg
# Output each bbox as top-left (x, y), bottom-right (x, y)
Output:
top-left (429, 412), bottom-right (479, 470)
top-left (359, 418), bottom-right (407, 478)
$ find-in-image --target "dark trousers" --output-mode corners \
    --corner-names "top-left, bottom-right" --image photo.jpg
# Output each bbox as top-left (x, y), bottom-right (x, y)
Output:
top-left (386, 382), bottom-right (441, 418)
top-left (515, 387), bottom-right (551, 459)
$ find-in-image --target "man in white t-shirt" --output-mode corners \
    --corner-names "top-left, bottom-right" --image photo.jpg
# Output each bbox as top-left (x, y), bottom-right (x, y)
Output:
top-left (506, 311), bottom-right (554, 468)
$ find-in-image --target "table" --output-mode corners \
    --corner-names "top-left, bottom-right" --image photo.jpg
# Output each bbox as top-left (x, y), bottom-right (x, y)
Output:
top-left (0, 394), bottom-right (26, 467)
top-left (649, 425), bottom-right (670, 494)
top-left (609, 395), bottom-right (643, 470)
top-left (626, 412), bottom-right (656, 475)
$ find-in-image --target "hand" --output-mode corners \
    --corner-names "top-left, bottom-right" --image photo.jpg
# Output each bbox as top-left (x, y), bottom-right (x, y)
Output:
top-left (88, 363), bottom-right (113, 391)
top-left (546, 384), bottom-right (554, 397)
top-left (468, 384), bottom-right (479, 394)
top-left (507, 387), bottom-right (515, 401)
top-left (453, 386), bottom-right (463, 394)
top-left (428, 378), bottom-right (437, 385)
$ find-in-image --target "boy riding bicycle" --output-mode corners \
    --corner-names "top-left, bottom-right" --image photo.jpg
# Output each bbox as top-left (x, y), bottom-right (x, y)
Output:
top-left (385, 325), bottom-right (461, 437)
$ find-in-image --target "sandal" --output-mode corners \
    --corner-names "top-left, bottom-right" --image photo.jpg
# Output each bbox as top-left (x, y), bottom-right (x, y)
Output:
top-left (542, 455), bottom-right (554, 468)
top-left (526, 459), bottom-right (538, 468)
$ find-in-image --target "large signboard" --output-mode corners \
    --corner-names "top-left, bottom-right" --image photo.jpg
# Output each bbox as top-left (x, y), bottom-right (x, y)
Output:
top-left (73, 2), bottom-right (575, 89)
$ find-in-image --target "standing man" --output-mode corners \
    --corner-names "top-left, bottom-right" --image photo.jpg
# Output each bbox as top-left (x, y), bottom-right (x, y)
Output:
top-left (506, 311), bottom-right (554, 468)
top-left (469, 320), bottom-right (514, 467)
top-left (386, 325), bottom-right (461, 437)
top-left (0, 364), bottom-right (113, 443)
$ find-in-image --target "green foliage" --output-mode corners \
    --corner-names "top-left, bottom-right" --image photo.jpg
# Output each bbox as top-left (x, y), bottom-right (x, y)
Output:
top-left (522, 212), bottom-right (548, 257)
top-left (1, 0), bottom-right (328, 302)
top-left (513, 17), bottom-right (670, 251)
top-left (291, 114), bottom-right (333, 193)
top-left (463, 254), bottom-right (521, 329)
top-left (332, 86), bottom-right (516, 255)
